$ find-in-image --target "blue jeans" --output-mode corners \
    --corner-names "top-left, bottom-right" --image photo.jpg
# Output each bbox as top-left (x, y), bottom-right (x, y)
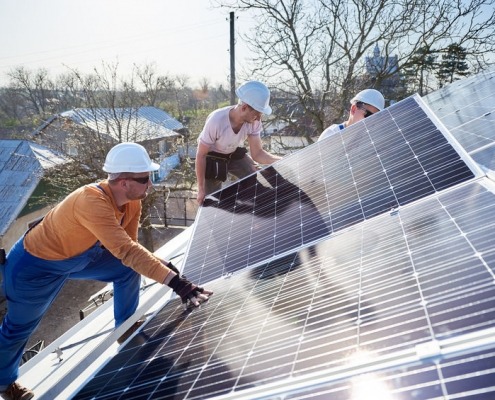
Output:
top-left (0, 238), bottom-right (140, 386)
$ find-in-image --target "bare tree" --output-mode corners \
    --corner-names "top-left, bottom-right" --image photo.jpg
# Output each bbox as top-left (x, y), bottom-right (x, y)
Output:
top-left (0, 87), bottom-right (25, 124)
top-left (199, 77), bottom-right (210, 94)
top-left (135, 63), bottom-right (174, 107)
top-left (7, 67), bottom-right (55, 117)
top-left (215, 0), bottom-right (495, 138)
top-left (171, 74), bottom-right (192, 122)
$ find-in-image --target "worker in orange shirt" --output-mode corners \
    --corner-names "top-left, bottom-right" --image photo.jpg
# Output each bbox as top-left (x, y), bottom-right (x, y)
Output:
top-left (0, 142), bottom-right (212, 400)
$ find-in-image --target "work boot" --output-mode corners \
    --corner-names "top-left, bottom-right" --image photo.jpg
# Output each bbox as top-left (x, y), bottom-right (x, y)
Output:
top-left (1, 381), bottom-right (34, 400)
top-left (117, 319), bottom-right (145, 345)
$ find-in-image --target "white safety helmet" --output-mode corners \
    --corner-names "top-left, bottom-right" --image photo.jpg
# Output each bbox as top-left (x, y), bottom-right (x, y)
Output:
top-left (351, 89), bottom-right (385, 111)
top-left (235, 80), bottom-right (272, 115)
top-left (103, 142), bottom-right (160, 173)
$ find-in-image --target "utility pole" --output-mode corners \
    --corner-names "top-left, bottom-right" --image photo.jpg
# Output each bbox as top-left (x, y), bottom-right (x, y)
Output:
top-left (230, 11), bottom-right (236, 105)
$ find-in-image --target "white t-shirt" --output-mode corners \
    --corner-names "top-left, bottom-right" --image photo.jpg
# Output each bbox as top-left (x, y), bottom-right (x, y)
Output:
top-left (198, 106), bottom-right (262, 154)
top-left (318, 123), bottom-right (345, 142)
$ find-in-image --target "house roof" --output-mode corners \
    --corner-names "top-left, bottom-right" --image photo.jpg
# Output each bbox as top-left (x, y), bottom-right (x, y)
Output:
top-left (0, 140), bottom-right (66, 236)
top-left (0, 126), bottom-right (32, 140)
top-left (36, 106), bottom-right (184, 143)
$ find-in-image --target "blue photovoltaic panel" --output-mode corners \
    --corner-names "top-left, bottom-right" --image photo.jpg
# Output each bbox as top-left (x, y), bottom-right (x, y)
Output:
top-left (181, 95), bottom-right (475, 284)
top-left (282, 349), bottom-right (495, 399)
top-left (73, 180), bottom-right (495, 400)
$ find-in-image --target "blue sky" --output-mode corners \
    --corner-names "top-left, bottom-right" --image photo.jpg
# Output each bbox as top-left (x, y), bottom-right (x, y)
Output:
top-left (0, 0), bottom-right (253, 87)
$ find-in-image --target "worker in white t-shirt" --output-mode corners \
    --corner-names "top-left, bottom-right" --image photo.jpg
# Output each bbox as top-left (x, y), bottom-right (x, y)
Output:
top-left (318, 89), bottom-right (385, 142)
top-left (195, 80), bottom-right (282, 204)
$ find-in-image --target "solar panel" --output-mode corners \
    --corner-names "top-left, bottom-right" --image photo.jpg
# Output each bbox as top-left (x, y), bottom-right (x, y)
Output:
top-left (424, 67), bottom-right (495, 171)
top-left (181, 95), bottom-right (477, 284)
top-left (72, 91), bottom-right (495, 399)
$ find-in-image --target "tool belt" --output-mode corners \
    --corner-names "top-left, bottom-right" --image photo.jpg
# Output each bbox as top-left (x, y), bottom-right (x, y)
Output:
top-left (205, 147), bottom-right (248, 181)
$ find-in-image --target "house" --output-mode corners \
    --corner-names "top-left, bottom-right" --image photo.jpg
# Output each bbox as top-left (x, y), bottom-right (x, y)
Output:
top-left (0, 140), bottom-right (66, 252)
top-left (32, 106), bottom-right (185, 181)
top-left (365, 44), bottom-right (399, 77)
top-left (263, 116), bottom-right (316, 155)
top-left (365, 44), bottom-right (404, 101)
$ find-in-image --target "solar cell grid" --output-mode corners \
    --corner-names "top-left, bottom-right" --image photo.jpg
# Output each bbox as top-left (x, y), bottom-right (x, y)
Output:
top-left (74, 178), bottom-right (495, 400)
top-left (284, 349), bottom-right (495, 400)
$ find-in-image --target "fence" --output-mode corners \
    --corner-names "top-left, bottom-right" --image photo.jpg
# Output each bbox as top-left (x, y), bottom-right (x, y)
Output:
top-left (149, 189), bottom-right (199, 227)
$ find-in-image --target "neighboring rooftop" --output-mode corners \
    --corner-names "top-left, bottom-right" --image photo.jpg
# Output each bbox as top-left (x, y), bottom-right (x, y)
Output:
top-left (34, 106), bottom-right (184, 142)
top-left (0, 140), bottom-right (66, 236)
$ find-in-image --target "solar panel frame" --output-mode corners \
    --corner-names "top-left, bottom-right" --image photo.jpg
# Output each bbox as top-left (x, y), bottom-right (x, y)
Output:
top-left (424, 67), bottom-right (495, 172)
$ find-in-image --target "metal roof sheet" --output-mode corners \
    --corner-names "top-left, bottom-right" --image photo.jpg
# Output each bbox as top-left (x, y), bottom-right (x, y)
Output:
top-left (59, 106), bottom-right (183, 142)
top-left (0, 140), bottom-right (66, 236)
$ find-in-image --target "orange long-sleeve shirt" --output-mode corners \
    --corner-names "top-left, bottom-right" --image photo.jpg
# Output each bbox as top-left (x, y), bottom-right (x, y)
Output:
top-left (24, 180), bottom-right (170, 283)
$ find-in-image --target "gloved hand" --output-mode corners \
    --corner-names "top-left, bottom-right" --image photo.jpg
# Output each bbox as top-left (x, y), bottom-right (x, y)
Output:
top-left (167, 275), bottom-right (212, 309)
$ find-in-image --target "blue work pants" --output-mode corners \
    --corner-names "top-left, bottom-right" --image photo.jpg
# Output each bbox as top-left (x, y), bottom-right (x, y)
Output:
top-left (0, 237), bottom-right (140, 386)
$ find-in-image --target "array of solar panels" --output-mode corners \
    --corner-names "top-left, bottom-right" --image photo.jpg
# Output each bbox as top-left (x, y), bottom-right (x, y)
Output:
top-left (73, 73), bottom-right (495, 399)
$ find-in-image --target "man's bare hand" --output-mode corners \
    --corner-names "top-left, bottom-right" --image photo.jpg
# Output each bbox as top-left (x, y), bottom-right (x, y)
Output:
top-left (196, 188), bottom-right (206, 205)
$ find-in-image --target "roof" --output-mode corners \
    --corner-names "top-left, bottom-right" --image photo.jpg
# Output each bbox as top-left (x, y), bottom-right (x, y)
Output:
top-left (0, 140), bottom-right (66, 236)
top-left (39, 106), bottom-right (184, 143)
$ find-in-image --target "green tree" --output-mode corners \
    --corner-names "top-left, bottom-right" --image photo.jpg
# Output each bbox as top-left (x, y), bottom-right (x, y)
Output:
top-left (403, 46), bottom-right (438, 96)
top-left (436, 44), bottom-right (470, 87)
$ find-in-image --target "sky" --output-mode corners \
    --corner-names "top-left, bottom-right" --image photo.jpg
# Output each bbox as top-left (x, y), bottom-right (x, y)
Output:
top-left (0, 0), bottom-right (254, 88)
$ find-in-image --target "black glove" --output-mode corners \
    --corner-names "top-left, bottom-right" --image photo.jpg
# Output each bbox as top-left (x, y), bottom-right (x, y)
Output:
top-left (167, 275), bottom-right (206, 308)
top-left (166, 261), bottom-right (181, 276)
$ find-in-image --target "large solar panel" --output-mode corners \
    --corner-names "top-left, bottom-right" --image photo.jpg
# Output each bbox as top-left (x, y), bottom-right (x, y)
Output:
top-left (72, 89), bottom-right (495, 399)
top-left (181, 95), bottom-right (477, 284)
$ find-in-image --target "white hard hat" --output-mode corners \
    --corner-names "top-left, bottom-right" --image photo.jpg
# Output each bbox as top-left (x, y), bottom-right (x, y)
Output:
top-left (235, 80), bottom-right (272, 115)
top-left (103, 142), bottom-right (160, 173)
top-left (351, 89), bottom-right (385, 111)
